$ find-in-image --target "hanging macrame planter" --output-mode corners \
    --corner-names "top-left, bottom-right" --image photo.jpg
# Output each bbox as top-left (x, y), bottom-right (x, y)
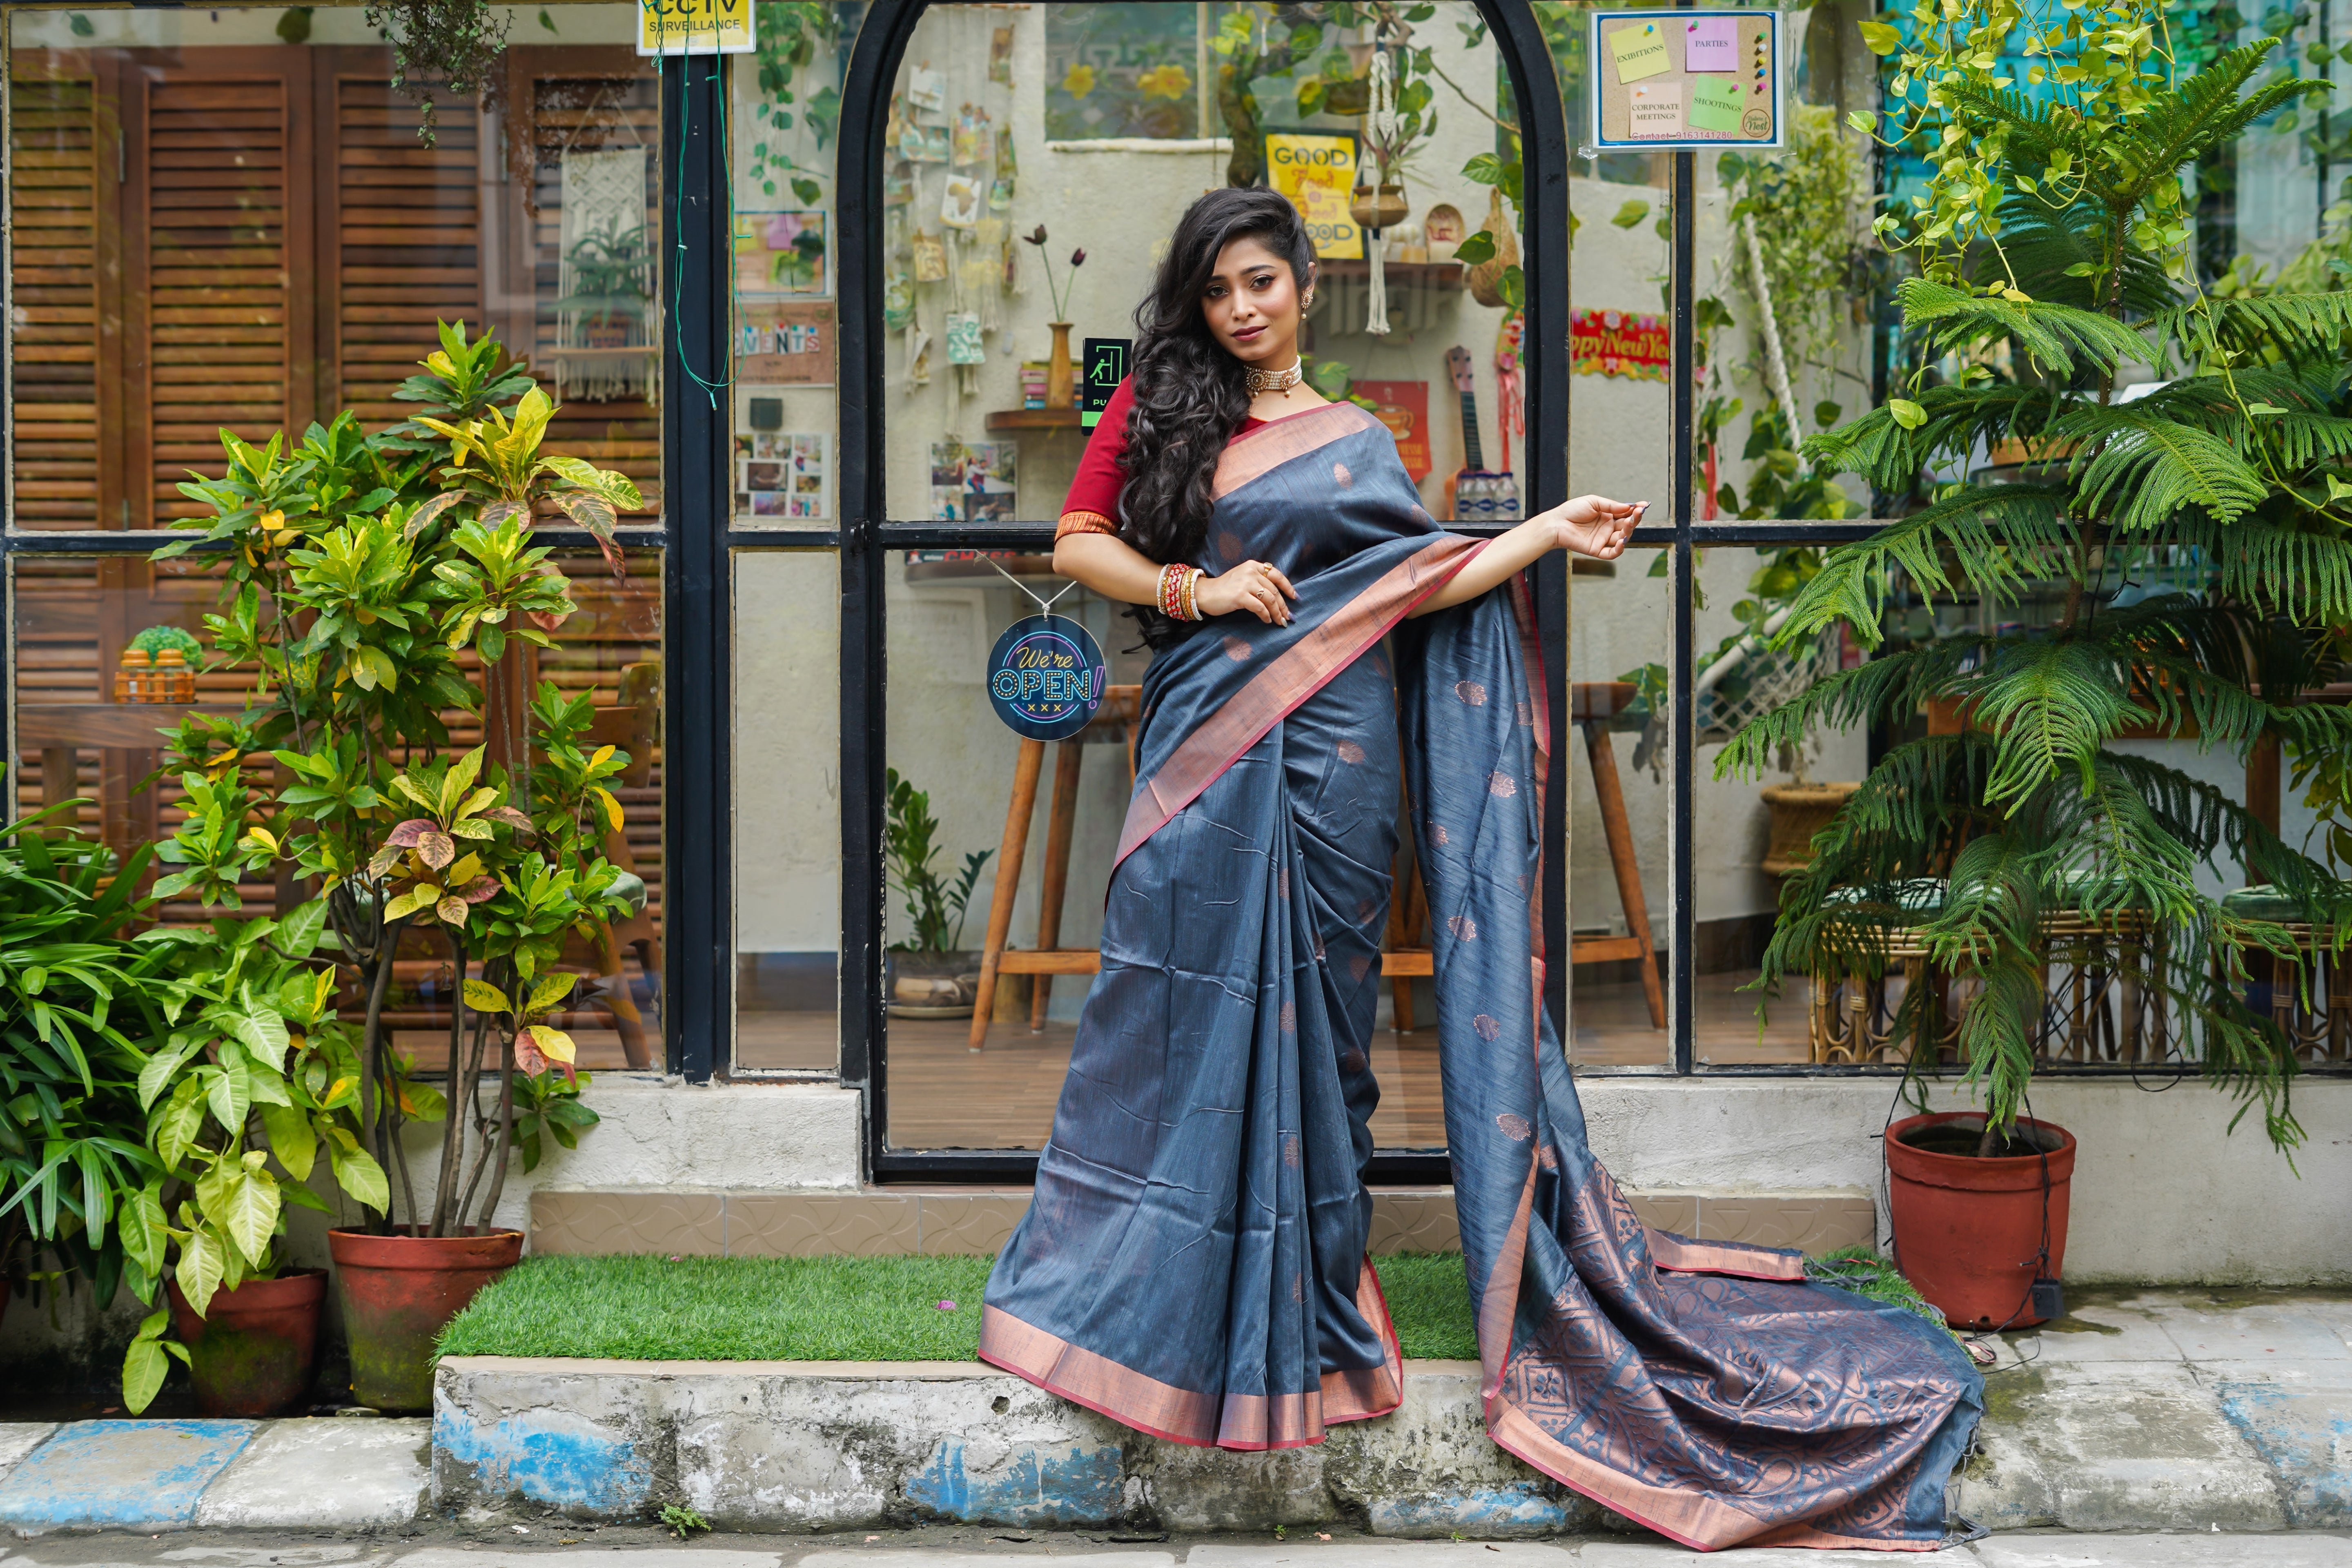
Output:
top-left (1346, 45), bottom-right (1409, 336)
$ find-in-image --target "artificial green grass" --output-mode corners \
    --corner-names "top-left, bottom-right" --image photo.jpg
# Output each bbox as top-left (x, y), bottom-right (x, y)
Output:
top-left (435, 1249), bottom-right (1938, 1365)
top-left (436, 1252), bottom-right (1479, 1363)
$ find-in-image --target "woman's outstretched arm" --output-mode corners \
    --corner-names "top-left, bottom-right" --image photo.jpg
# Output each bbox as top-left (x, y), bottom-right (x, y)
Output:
top-left (1405, 495), bottom-right (1645, 618)
top-left (1053, 532), bottom-right (1298, 625)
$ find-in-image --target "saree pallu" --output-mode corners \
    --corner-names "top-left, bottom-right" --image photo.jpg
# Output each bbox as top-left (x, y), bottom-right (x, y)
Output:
top-left (980, 401), bottom-right (1984, 1550)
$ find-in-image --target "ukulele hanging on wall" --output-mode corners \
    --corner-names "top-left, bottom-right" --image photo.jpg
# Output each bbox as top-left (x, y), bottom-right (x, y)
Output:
top-left (1442, 345), bottom-right (1521, 523)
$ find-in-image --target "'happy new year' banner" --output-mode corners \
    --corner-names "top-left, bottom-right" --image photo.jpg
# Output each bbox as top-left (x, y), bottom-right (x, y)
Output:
top-left (1570, 309), bottom-right (1673, 381)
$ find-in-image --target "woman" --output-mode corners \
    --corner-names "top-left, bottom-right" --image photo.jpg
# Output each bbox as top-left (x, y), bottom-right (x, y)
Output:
top-left (980, 188), bottom-right (1982, 1552)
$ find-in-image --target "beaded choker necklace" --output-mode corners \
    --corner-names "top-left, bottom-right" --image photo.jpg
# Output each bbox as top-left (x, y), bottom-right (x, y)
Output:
top-left (1245, 359), bottom-right (1304, 397)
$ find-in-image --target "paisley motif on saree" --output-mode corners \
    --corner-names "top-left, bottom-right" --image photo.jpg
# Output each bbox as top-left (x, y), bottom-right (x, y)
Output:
top-left (980, 399), bottom-right (1983, 1546)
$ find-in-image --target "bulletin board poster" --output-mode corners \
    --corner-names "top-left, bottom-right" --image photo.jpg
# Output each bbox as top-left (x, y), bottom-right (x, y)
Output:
top-left (1351, 379), bottom-right (1432, 481)
top-left (737, 301), bottom-right (833, 385)
top-left (1265, 132), bottom-right (1364, 260)
top-left (1588, 10), bottom-right (1783, 152)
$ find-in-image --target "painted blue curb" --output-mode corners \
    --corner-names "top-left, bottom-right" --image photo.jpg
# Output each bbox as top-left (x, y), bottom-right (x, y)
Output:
top-left (0, 1419), bottom-right (258, 1532)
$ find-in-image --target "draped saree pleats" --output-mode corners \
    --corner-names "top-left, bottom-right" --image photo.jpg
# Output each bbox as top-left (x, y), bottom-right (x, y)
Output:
top-left (979, 399), bottom-right (1984, 1549)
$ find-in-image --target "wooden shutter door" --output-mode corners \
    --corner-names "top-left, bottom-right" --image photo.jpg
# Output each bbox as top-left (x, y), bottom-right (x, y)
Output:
top-left (118, 48), bottom-right (314, 529)
top-left (9, 49), bottom-right (122, 530)
top-left (310, 49), bottom-right (486, 425)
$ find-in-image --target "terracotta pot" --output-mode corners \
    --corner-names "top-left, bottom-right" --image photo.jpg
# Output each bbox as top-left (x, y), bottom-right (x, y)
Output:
top-left (166, 1268), bottom-right (327, 1417)
top-left (1760, 782), bottom-right (1860, 877)
top-left (1886, 1111), bottom-right (2075, 1330)
top-left (328, 1227), bottom-right (523, 1412)
top-left (1046, 322), bottom-right (1077, 410)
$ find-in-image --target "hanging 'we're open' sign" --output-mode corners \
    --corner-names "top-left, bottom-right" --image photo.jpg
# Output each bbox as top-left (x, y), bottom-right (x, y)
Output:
top-left (987, 617), bottom-right (1109, 742)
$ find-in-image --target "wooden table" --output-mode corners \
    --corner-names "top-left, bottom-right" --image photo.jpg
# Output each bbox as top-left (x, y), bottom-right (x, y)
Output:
top-left (18, 702), bottom-right (244, 845)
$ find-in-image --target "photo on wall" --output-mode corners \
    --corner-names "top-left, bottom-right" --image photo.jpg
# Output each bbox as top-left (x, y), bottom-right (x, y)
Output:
top-left (930, 439), bottom-right (1018, 523)
top-left (735, 432), bottom-right (832, 521)
top-left (735, 210), bottom-right (829, 294)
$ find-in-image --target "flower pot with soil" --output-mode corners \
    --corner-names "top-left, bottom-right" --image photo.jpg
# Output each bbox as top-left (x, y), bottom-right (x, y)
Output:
top-left (328, 1226), bottom-right (525, 1411)
top-left (1886, 1111), bottom-right (2074, 1330)
top-left (887, 947), bottom-right (983, 1018)
top-left (167, 1268), bottom-right (327, 1417)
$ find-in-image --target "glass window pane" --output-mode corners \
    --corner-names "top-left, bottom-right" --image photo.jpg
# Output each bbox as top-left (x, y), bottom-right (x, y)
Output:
top-left (733, 550), bottom-right (842, 1071)
top-left (728, 7), bottom-right (849, 528)
top-left (8, 545), bottom-right (666, 1073)
top-left (6, 4), bottom-right (662, 535)
top-left (877, 2), bottom-right (1521, 528)
top-left (1688, 546), bottom-right (1859, 1065)
top-left (879, 549), bottom-right (1141, 1150)
top-left (1568, 547), bottom-right (1671, 1066)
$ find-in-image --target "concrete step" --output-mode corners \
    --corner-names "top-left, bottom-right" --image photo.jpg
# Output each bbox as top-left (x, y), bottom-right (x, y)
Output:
top-left (5, 1289), bottom-right (2346, 1542)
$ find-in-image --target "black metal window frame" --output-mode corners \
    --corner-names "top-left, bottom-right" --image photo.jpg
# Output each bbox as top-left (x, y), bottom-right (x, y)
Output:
top-left (3, 4), bottom-right (2284, 1196)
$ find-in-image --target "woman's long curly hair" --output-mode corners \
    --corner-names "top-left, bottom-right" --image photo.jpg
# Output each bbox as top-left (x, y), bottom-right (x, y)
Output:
top-left (1118, 187), bottom-right (1314, 647)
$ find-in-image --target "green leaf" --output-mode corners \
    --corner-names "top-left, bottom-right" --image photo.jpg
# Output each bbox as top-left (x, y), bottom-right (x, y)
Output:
top-left (1610, 199), bottom-right (1651, 229)
top-left (138, 1036), bottom-right (205, 1111)
top-left (1452, 230), bottom-right (1497, 264)
top-left (261, 1102), bottom-right (317, 1181)
top-left (176, 1228), bottom-right (225, 1319)
top-left (228, 998), bottom-right (292, 1074)
top-left (526, 971), bottom-right (577, 1014)
top-left (122, 1311), bottom-right (173, 1414)
top-left (1887, 398), bottom-right (1927, 430)
top-left (1858, 20), bottom-right (1902, 54)
top-left (215, 1165), bottom-right (281, 1266)
top-left (1846, 109), bottom-right (1878, 133)
top-left (463, 978), bottom-right (513, 1013)
top-left (330, 1142), bottom-right (391, 1216)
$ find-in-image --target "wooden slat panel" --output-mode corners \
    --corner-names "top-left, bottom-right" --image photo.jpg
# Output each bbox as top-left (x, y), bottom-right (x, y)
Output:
top-left (9, 70), bottom-right (100, 526)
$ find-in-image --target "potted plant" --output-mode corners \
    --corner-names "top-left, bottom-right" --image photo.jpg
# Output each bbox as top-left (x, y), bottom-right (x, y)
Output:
top-left (1722, 8), bottom-right (2352, 1328)
top-left (0, 815), bottom-right (167, 1341)
top-left (884, 768), bottom-right (992, 1018)
top-left (116, 903), bottom-right (398, 1417)
top-left (554, 218), bottom-right (653, 350)
top-left (150, 321), bottom-right (642, 1408)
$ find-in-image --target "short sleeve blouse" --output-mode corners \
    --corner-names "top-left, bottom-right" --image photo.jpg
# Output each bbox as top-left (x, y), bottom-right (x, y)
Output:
top-left (1055, 378), bottom-right (1267, 542)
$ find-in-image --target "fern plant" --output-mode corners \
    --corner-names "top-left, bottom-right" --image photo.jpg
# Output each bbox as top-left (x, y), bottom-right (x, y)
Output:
top-left (1722, 29), bottom-right (2352, 1156)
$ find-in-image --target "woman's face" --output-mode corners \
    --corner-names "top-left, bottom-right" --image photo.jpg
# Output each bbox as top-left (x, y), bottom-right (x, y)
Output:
top-left (1201, 235), bottom-right (1307, 367)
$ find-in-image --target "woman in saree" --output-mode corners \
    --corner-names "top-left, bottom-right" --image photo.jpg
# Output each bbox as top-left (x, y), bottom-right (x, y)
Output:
top-left (979, 187), bottom-right (1984, 1552)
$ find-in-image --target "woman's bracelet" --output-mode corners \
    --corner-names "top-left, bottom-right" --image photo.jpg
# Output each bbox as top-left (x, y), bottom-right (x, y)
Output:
top-left (1159, 562), bottom-right (1205, 622)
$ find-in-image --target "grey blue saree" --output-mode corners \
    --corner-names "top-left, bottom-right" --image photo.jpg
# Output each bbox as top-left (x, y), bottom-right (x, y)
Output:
top-left (980, 401), bottom-right (1983, 1551)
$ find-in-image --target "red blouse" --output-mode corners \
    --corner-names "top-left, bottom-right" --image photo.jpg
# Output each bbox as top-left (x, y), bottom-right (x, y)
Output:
top-left (1056, 378), bottom-right (1267, 541)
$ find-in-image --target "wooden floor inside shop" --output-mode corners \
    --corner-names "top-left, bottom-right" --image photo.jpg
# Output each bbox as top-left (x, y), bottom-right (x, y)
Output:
top-left (736, 969), bottom-right (1811, 1152)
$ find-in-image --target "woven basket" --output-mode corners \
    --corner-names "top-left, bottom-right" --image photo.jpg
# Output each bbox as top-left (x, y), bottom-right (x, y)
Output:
top-left (1464, 187), bottom-right (1519, 307)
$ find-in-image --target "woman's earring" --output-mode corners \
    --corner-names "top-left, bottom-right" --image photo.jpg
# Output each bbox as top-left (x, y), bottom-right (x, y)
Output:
top-left (1302, 287), bottom-right (1317, 310)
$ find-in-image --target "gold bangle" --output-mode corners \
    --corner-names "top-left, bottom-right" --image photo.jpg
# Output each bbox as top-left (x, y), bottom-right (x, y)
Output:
top-left (1182, 567), bottom-right (1202, 622)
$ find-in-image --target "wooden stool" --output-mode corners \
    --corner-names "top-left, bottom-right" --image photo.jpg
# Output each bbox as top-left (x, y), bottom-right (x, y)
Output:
top-left (968, 686), bottom-right (1145, 1051)
top-left (1569, 682), bottom-right (1666, 1029)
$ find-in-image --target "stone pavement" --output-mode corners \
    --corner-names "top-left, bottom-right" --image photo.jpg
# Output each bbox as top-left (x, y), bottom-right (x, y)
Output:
top-left (0, 1530), bottom-right (2350, 1566)
top-left (2, 1289), bottom-right (2347, 1541)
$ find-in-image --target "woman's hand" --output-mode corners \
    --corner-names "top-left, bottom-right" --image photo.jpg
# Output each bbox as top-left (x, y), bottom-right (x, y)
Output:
top-left (1197, 559), bottom-right (1298, 626)
top-left (1548, 495), bottom-right (1645, 560)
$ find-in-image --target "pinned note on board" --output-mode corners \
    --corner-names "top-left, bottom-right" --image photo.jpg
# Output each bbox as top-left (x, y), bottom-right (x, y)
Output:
top-left (1628, 81), bottom-right (1685, 138)
top-left (1689, 76), bottom-right (1746, 132)
top-left (1607, 19), bottom-right (1673, 82)
top-left (1590, 10), bottom-right (1782, 150)
top-left (1682, 16), bottom-right (1737, 70)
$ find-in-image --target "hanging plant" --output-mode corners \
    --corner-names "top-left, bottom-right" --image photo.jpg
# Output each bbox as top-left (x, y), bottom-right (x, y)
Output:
top-left (364, 0), bottom-right (511, 148)
top-left (748, 1), bottom-right (843, 204)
